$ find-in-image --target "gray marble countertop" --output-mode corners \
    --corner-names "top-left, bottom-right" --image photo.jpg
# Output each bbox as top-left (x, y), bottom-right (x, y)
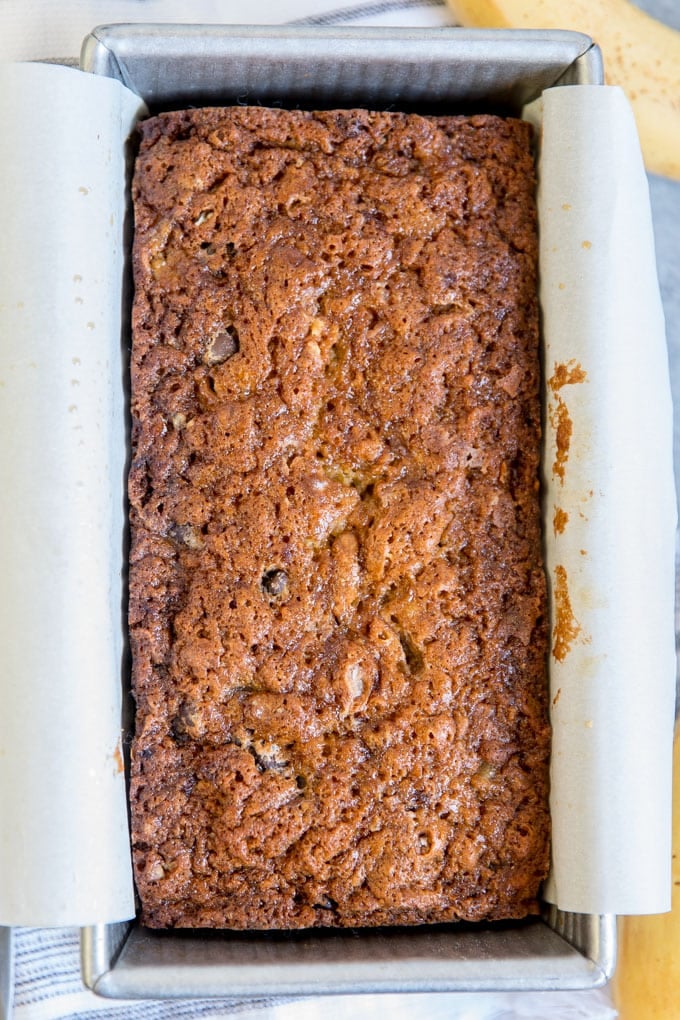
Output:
top-left (639, 0), bottom-right (680, 529)
top-left (651, 173), bottom-right (680, 521)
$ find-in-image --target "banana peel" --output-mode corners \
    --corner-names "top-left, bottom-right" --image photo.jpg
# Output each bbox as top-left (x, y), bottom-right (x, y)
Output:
top-left (612, 722), bottom-right (680, 1018)
top-left (445, 0), bottom-right (680, 180)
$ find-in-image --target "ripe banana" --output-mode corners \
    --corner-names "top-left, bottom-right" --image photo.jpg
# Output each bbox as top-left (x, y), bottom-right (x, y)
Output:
top-left (445, 0), bottom-right (680, 180)
top-left (612, 723), bottom-right (680, 1018)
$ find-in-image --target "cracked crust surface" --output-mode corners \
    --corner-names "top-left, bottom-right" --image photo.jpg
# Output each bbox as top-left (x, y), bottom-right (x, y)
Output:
top-left (129, 107), bottom-right (550, 929)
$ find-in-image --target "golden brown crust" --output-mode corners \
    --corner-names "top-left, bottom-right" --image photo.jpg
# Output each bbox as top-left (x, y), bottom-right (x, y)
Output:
top-left (129, 106), bottom-right (549, 929)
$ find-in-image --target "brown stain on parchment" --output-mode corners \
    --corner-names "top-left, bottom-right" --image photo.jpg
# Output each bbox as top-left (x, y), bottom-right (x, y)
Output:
top-left (549, 361), bottom-right (587, 393)
top-left (553, 506), bottom-right (569, 535)
top-left (548, 399), bottom-right (572, 483)
top-left (552, 564), bottom-right (581, 662)
top-left (113, 742), bottom-right (125, 775)
top-left (547, 361), bottom-right (588, 484)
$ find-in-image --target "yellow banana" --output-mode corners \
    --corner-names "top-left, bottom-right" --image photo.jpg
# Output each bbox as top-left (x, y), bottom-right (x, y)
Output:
top-left (612, 722), bottom-right (680, 1018)
top-left (445, 0), bottom-right (680, 179)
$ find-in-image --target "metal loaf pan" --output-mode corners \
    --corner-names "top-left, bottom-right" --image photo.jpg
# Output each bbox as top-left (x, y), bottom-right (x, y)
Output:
top-left (79, 24), bottom-right (615, 999)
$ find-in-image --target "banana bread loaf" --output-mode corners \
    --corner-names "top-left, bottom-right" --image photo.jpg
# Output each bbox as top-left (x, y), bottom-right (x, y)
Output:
top-left (129, 106), bottom-right (549, 929)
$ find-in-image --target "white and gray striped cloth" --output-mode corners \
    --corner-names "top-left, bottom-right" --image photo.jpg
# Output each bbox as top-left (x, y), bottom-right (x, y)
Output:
top-left (2, 0), bottom-right (678, 1015)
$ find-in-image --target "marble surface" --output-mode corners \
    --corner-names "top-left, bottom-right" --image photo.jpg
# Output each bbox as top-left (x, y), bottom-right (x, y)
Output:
top-left (650, 173), bottom-right (680, 513)
top-left (638, 0), bottom-right (680, 519)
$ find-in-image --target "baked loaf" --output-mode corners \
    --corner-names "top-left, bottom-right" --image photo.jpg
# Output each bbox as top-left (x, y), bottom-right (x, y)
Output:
top-left (129, 106), bottom-right (549, 929)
